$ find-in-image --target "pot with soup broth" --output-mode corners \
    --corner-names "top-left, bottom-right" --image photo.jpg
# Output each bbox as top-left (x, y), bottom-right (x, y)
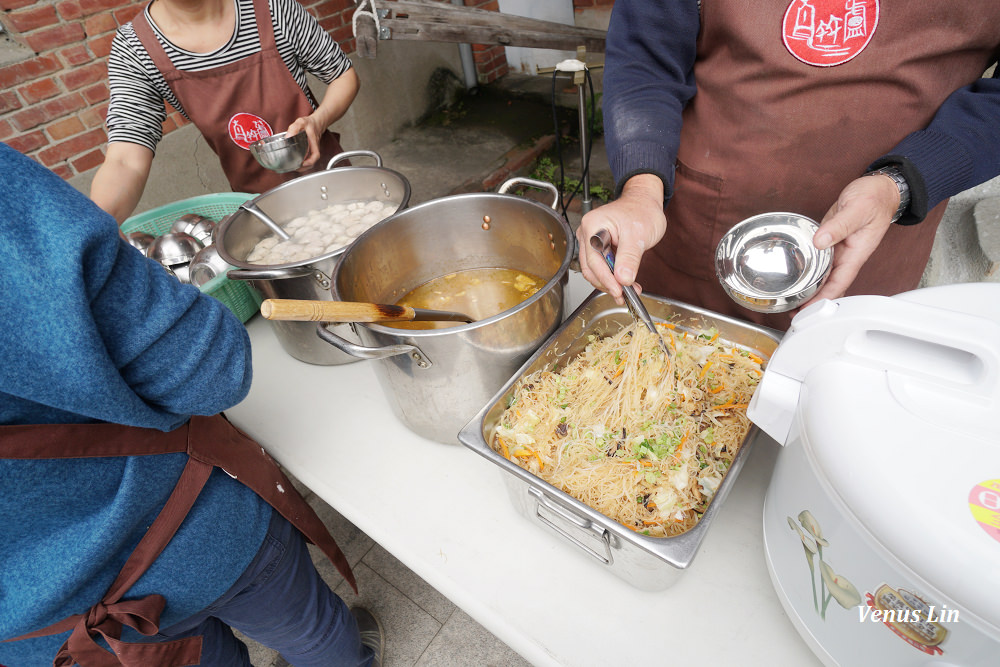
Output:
top-left (388, 268), bottom-right (547, 330)
top-left (319, 177), bottom-right (574, 445)
top-left (215, 150), bottom-right (411, 364)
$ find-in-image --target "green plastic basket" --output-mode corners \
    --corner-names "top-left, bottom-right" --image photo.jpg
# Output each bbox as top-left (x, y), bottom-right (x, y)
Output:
top-left (121, 193), bottom-right (263, 323)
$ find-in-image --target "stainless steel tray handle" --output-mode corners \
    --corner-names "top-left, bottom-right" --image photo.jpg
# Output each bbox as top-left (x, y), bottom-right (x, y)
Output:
top-left (528, 487), bottom-right (614, 565)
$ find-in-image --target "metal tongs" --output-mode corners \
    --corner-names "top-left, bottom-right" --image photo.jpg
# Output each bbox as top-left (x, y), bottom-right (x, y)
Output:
top-left (590, 229), bottom-right (672, 357)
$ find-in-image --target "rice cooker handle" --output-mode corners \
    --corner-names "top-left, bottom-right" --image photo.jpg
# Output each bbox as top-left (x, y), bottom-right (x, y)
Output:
top-left (750, 296), bottom-right (1000, 445)
top-left (783, 296), bottom-right (1000, 390)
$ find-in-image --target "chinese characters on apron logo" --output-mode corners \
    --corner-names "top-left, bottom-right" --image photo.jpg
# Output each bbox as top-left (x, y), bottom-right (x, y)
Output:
top-left (229, 112), bottom-right (274, 150)
top-left (782, 0), bottom-right (878, 67)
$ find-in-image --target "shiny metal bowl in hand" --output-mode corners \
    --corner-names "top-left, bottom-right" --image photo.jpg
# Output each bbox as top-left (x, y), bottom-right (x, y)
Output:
top-left (249, 131), bottom-right (308, 173)
top-left (715, 212), bottom-right (833, 313)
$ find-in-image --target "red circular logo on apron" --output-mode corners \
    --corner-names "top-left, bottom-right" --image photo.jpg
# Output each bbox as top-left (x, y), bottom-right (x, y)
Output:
top-left (782, 0), bottom-right (879, 67)
top-left (228, 113), bottom-right (273, 150)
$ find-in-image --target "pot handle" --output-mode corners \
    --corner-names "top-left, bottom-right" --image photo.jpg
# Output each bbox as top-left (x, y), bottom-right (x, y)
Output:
top-left (226, 265), bottom-right (319, 282)
top-left (314, 323), bottom-right (431, 365)
top-left (498, 177), bottom-right (560, 211)
top-left (326, 149), bottom-right (382, 170)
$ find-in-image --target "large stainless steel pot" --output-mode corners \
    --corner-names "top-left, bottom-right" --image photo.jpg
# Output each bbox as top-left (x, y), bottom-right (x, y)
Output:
top-left (216, 150), bottom-right (411, 364)
top-left (317, 177), bottom-right (574, 444)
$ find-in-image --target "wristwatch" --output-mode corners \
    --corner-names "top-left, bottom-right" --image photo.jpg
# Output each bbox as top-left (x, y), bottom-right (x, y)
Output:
top-left (866, 165), bottom-right (911, 224)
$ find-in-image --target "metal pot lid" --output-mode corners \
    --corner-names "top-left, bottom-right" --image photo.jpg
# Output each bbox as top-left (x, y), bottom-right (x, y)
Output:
top-left (749, 282), bottom-right (1000, 633)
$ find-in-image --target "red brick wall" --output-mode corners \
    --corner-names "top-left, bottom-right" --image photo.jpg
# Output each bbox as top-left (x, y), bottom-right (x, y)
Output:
top-left (462, 0), bottom-right (507, 85)
top-left (0, 0), bottom-right (606, 179)
top-left (0, 0), bottom-right (359, 179)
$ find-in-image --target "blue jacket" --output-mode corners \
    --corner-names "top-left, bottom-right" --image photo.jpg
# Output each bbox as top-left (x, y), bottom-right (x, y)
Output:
top-left (0, 143), bottom-right (270, 665)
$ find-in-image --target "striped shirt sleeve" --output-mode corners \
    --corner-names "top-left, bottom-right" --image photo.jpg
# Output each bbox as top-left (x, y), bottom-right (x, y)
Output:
top-left (105, 0), bottom-right (353, 153)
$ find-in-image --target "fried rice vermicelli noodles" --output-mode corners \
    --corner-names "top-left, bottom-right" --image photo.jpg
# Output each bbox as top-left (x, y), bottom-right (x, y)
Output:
top-left (492, 321), bottom-right (764, 537)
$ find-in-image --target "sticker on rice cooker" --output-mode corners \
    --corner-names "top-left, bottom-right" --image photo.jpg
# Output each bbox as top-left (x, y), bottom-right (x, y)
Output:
top-left (861, 584), bottom-right (953, 655)
top-left (969, 479), bottom-right (1000, 544)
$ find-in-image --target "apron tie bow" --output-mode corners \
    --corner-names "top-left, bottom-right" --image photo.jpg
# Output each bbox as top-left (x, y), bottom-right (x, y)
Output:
top-left (50, 594), bottom-right (202, 667)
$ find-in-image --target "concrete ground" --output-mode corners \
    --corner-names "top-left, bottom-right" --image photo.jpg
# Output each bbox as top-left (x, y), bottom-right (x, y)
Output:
top-left (69, 71), bottom-right (999, 667)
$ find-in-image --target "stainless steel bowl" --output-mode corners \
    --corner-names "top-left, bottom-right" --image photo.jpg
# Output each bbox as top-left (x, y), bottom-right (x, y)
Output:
top-left (249, 131), bottom-right (308, 173)
top-left (188, 245), bottom-right (233, 287)
top-left (170, 213), bottom-right (217, 245)
top-left (125, 231), bottom-right (155, 254)
top-left (147, 231), bottom-right (204, 267)
top-left (715, 212), bottom-right (832, 313)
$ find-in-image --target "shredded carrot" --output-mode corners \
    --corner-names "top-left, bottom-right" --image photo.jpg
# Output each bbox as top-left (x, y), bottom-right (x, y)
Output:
top-left (711, 401), bottom-right (749, 411)
top-left (710, 383), bottom-right (726, 394)
top-left (640, 460), bottom-right (654, 467)
top-left (709, 331), bottom-right (719, 343)
top-left (613, 363), bottom-right (625, 379)
top-left (656, 322), bottom-right (676, 330)
top-left (747, 353), bottom-right (764, 365)
top-left (533, 451), bottom-right (545, 470)
top-left (642, 520), bottom-right (660, 526)
top-left (677, 432), bottom-right (689, 454)
top-left (699, 361), bottom-right (713, 380)
top-left (498, 436), bottom-right (511, 459)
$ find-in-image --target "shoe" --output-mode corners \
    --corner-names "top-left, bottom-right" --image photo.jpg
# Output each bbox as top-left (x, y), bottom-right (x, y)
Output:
top-left (350, 606), bottom-right (384, 667)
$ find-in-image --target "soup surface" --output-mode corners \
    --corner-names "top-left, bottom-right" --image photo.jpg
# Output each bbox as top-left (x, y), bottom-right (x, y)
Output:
top-left (388, 267), bottom-right (547, 330)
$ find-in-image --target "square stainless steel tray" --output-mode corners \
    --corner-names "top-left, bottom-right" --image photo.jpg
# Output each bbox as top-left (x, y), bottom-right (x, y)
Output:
top-left (458, 290), bottom-right (782, 590)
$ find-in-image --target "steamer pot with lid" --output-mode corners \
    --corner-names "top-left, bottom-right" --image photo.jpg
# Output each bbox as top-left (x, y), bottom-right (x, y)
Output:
top-left (750, 283), bottom-right (1000, 666)
top-left (215, 150), bottom-right (411, 365)
top-left (317, 178), bottom-right (573, 445)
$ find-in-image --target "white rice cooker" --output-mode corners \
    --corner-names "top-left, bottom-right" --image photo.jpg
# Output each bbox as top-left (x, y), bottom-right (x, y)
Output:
top-left (749, 283), bottom-right (1000, 666)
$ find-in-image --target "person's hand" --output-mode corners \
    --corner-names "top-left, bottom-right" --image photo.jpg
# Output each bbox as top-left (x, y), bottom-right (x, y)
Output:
top-left (576, 174), bottom-right (667, 305)
top-left (285, 115), bottom-right (325, 171)
top-left (800, 172), bottom-right (901, 308)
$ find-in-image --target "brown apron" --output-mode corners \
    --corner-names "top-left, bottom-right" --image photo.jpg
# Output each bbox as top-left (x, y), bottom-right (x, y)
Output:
top-left (0, 414), bottom-right (355, 667)
top-left (637, 0), bottom-right (1000, 330)
top-left (132, 0), bottom-right (345, 194)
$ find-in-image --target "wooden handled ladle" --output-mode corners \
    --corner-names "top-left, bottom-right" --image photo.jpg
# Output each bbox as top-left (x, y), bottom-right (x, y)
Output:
top-left (260, 299), bottom-right (476, 324)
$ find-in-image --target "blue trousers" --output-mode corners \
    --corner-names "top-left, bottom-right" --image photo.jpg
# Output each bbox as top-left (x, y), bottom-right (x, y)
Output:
top-left (154, 510), bottom-right (373, 667)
